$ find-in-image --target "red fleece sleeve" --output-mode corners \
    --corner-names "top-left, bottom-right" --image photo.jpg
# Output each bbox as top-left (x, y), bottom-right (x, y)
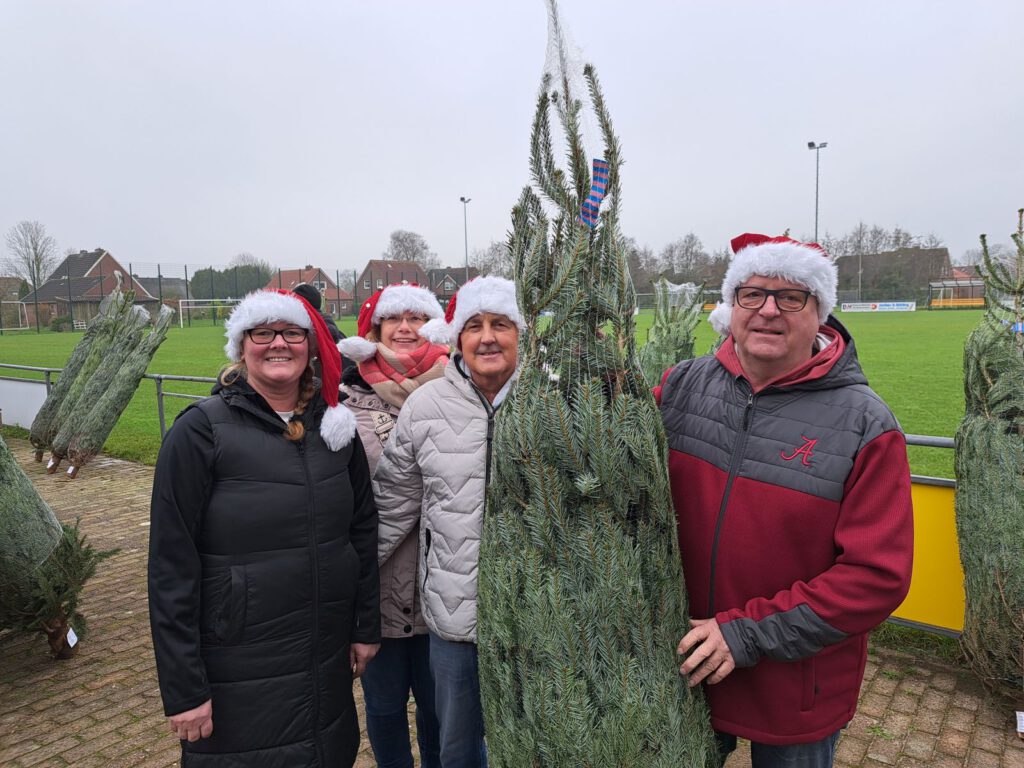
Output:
top-left (653, 366), bottom-right (674, 406)
top-left (716, 430), bottom-right (914, 665)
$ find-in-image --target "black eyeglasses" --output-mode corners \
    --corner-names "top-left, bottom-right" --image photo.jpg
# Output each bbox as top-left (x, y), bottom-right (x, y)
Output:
top-left (246, 327), bottom-right (309, 344)
top-left (734, 286), bottom-right (813, 312)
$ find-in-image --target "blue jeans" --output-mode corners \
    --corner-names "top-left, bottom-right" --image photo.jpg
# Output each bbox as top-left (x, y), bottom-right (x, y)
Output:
top-left (428, 632), bottom-right (487, 768)
top-left (716, 729), bottom-right (841, 768)
top-left (361, 635), bottom-right (441, 768)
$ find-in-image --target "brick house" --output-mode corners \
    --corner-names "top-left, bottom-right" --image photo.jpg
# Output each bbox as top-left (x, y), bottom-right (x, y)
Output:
top-left (20, 249), bottom-right (158, 328)
top-left (353, 260), bottom-right (429, 310)
top-left (263, 267), bottom-right (353, 316)
top-left (427, 267), bottom-right (480, 304)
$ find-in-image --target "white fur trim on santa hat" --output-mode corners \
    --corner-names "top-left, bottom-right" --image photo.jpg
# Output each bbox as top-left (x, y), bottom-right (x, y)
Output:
top-left (418, 317), bottom-right (454, 346)
top-left (709, 241), bottom-right (837, 335)
top-left (372, 284), bottom-right (444, 325)
top-left (320, 403), bottom-right (357, 451)
top-left (337, 336), bottom-right (378, 363)
top-left (224, 291), bottom-right (312, 361)
top-left (451, 276), bottom-right (525, 339)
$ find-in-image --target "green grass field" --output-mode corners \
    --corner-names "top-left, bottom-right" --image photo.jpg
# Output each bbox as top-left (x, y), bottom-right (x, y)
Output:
top-left (0, 310), bottom-right (976, 474)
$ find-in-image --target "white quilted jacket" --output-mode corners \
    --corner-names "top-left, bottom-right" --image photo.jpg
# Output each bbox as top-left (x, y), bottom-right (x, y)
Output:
top-left (373, 357), bottom-right (513, 643)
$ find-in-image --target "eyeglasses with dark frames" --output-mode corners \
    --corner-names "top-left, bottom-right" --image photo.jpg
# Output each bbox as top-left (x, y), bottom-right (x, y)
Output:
top-left (734, 286), bottom-right (813, 313)
top-left (246, 327), bottom-right (309, 344)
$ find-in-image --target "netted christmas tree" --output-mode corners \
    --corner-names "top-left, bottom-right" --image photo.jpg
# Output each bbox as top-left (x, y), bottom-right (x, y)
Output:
top-left (49, 305), bottom-right (151, 471)
top-left (66, 306), bottom-right (175, 475)
top-left (637, 278), bottom-right (704, 387)
top-left (0, 434), bottom-right (115, 658)
top-left (29, 291), bottom-right (130, 462)
top-left (955, 208), bottom-right (1024, 713)
top-left (476, 6), bottom-right (715, 764)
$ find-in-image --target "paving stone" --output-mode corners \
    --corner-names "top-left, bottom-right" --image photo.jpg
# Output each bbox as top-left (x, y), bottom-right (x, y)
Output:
top-left (897, 678), bottom-right (928, 695)
top-left (946, 706), bottom-right (977, 732)
top-left (866, 735), bottom-right (903, 764)
top-left (836, 735), bottom-right (870, 763)
top-left (891, 692), bottom-right (920, 715)
top-left (903, 731), bottom-right (936, 760)
top-left (937, 728), bottom-right (971, 758)
top-left (931, 672), bottom-right (958, 691)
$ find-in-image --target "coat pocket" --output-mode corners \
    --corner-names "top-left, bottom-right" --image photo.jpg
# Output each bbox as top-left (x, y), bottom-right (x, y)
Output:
top-left (800, 656), bottom-right (817, 712)
top-left (200, 565), bottom-right (247, 645)
top-left (422, 527), bottom-right (432, 593)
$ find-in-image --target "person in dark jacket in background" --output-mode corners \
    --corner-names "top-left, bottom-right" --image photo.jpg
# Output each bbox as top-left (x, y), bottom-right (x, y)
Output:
top-left (148, 289), bottom-right (380, 767)
top-left (293, 282), bottom-right (345, 343)
top-left (658, 234), bottom-right (913, 768)
top-left (293, 282), bottom-right (354, 377)
top-left (338, 283), bottom-right (448, 768)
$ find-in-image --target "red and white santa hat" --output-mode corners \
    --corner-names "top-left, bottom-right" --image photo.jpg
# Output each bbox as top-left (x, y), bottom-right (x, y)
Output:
top-left (224, 289), bottom-right (356, 451)
top-left (419, 276), bottom-right (525, 346)
top-left (708, 233), bottom-right (838, 335)
top-left (337, 283), bottom-right (444, 362)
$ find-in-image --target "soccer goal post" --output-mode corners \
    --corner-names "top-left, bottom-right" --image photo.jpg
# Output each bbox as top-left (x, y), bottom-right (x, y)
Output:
top-left (0, 301), bottom-right (29, 330)
top-left (178, 298), bottom-right (241, 328)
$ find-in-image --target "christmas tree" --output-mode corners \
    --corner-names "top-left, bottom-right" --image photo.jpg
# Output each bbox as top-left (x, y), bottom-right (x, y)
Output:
top-left (0, 435), bottom-right (115, 657)
top-left (476, 6), bottom-right (715, 764)
top-left (67, 306), bottom-right (175, 475)
top-left (637, 278), bottom-right (704, 387)
top-left (49, 305), bottom-right (152, 469)
top-left (29, 291), bottom-right (129, 462)
top-left (955, 208), bottom-right (1024, 711)
top-left (45, 292), bottom-right (138, 472)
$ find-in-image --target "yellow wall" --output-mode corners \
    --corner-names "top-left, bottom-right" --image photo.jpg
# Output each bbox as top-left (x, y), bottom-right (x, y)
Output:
top-left (890, 482), bottom-right (964, 634)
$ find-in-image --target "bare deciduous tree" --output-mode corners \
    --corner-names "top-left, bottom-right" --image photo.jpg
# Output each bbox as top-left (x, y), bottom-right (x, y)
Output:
top-left (228, 251), bottom-right (274, 280)
top-left (470, 240), bottom-right (514, 279)
top-left (4, 220), bottom-right (59, 288)
top-left (384, 230), bottom-right (440, 271)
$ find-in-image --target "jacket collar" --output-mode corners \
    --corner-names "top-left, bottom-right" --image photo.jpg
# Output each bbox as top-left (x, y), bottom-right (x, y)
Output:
top-left (450, 353), bottom-right (519, 410)
top-left (213, 375), bottom-right (324, 432)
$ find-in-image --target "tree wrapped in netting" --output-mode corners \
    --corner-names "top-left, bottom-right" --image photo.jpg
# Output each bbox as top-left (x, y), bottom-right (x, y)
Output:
top-left (44, 290), bottom-right (136, 471)
top-left (0, 434), bottom-right (115, 658)
top-left (28, 291), bottom-right (129, 462)
top-left (637, 278), bottom-right (704, 387)
top-left (955, 207), bottom-right (1024, 712)
top-left (67, 306), bottom-right (175, 476)
top-left (476, 6), bottom-right (715, 764)
top-left (49, 305), bottom-right (152, 470)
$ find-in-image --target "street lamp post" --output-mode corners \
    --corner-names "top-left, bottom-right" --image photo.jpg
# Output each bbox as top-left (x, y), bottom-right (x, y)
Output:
top-left (807, 141), bottom-right (828, 242)
top-left (460, 196), bottom-right (472, 285)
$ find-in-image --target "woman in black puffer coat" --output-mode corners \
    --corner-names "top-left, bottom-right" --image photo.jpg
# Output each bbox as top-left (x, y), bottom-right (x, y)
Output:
top-left (148, 290), bottom-right (380, 767)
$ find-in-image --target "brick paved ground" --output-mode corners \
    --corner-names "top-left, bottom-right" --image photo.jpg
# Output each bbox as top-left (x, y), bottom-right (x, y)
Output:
top-left (1, 435), bottom-right (1021, 767)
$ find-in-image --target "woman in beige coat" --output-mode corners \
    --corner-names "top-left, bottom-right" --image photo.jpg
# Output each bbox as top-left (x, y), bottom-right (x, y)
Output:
top-left (338, 283), bottom-right (448, 768)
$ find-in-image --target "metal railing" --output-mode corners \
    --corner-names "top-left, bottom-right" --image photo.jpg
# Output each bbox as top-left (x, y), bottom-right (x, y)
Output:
top-left (0, 363), bottom-right (216, 438)
top-left (2, 362), bottom-right (960, 471)
top-left (147, 373), bottom-right (218, 436)
top-left (905, 434), bottom-right (956, 488)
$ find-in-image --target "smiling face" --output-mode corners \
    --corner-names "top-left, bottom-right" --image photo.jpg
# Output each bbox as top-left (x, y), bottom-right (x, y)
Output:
top-left (241, 320), bottom-right (311, 400)
top-left (379, 311), bottom-right (430, 353)
top-left (459, 312), bottom-right (519, 398)
top-left (729, 275), bottom-right (821, 386)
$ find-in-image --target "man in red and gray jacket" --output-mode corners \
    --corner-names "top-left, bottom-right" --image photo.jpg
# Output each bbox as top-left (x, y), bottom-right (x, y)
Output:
top-left (656, 233), bottom-right (914, 767)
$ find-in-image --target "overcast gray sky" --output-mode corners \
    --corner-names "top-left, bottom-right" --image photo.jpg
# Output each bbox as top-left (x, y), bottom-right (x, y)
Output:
top-left (2, 1), bottom-right (1022, 277)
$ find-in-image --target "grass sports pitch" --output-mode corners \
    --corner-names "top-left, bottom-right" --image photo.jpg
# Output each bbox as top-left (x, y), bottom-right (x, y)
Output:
top-left (0, 309), bottom-right (977, 476)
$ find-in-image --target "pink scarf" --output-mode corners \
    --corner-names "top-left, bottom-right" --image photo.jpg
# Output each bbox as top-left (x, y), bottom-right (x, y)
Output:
top-left (358, 342), bottom-right (449, 408)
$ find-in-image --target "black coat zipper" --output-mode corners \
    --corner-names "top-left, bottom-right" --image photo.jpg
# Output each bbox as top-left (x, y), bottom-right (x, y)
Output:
top-left (707, 386), bottom-right (755, 616)
top-left (298, 440), bottom-right (325, 766)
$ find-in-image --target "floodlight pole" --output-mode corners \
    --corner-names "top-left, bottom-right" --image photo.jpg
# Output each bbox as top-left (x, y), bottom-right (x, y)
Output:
top-left (807, 141), bottom-right (828, 242)
top-left (460, 196), bottom-right (471, 285)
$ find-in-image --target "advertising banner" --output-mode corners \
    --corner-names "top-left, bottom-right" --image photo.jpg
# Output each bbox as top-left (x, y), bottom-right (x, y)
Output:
top-left (840, 301), bottom-right (916, 312)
